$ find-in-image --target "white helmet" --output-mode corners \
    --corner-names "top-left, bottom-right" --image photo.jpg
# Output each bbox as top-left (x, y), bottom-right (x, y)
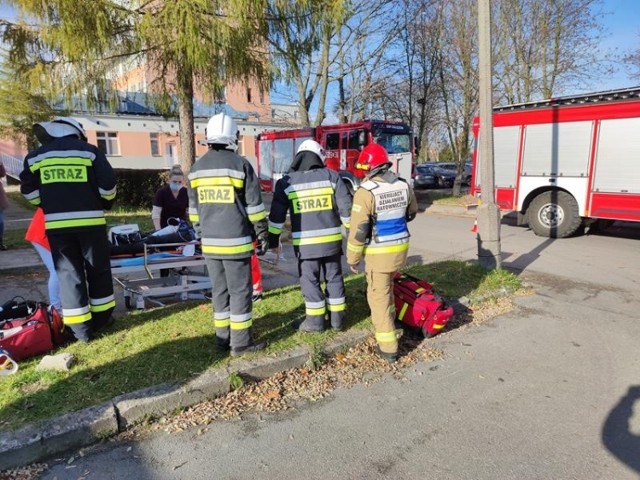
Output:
top-left (296, 139), bottom-right (326, 162)
top-left (34, 116), bottom-right (88, 142)
top-left (202, 113), bottom-right (238, 150)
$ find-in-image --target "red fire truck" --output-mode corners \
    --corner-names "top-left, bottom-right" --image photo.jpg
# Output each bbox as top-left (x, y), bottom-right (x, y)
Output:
top-left (471, 86), bottom-right (640, 238)
top-left (256, 120), bottom-right (415, 192)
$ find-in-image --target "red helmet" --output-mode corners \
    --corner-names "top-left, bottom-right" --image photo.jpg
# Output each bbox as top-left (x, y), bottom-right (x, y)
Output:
top-left (356, 143), bottom-right (391, 173)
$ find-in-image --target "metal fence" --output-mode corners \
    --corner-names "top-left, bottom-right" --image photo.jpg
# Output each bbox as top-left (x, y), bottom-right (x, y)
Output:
top-left (0, 153), bottom-right (23, 180)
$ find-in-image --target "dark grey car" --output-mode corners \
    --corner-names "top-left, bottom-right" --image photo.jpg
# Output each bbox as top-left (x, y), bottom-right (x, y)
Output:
top-left (414, 164), bottom-right (437, 189)
top-left (434, 162), bottom-right (473, 185)
top-left (432, 166), bottom-right (457, 188)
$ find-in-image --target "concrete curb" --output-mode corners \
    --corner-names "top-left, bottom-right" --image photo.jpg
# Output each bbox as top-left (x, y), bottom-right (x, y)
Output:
top-left (0, 402), bottom-right (118, 470)
top-left (230, 346), bottom-right (310, 382)
top-left (0, 329), bottom-right (374, 471)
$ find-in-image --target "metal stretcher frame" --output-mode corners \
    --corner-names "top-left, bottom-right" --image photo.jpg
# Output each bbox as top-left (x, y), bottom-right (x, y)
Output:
top-left (111, 241), bottom-right (211, 309)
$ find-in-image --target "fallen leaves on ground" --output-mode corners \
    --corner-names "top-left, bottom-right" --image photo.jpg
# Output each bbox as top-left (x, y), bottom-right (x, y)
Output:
top-left (146, 337), bottom-right (443, 435)
top-left (0, 463), bottom-right (47, 480)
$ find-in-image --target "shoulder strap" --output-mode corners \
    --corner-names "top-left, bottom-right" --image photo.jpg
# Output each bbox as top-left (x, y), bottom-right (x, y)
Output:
top-left (360, 179), bottom-right (379, 191)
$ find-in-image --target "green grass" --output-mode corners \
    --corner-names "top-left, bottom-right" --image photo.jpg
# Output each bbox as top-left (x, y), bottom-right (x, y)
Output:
top-left (0, 260), bottom-right (522, 430)
top-left (7, 191), bottom-right (34, 211)
top-left (2, 229), bottom-right (30, 249)
top-left (427, 192), bottom-right (477, 206)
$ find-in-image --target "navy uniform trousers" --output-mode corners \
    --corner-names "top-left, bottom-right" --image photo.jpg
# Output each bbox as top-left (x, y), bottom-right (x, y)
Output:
top-left (298, 253), bottom-right (346, 331)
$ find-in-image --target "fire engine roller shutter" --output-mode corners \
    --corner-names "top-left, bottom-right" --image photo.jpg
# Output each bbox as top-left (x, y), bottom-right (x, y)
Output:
top-left (475, 126), bottom-right (521, 187)
top-left (522, 121), bottom-right (593, 177)
top-left (594, 118), bottom-right (640, 194)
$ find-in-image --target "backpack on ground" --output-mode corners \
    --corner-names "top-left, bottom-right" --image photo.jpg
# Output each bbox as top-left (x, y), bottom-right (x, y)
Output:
top-left (0, 298), bottom-right (66, 361)
top-left (393, 272), bottom-right (454, 338)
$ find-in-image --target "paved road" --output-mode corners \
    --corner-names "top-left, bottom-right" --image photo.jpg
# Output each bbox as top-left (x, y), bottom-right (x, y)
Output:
top-left (36, 211), bottom-right (640, 479)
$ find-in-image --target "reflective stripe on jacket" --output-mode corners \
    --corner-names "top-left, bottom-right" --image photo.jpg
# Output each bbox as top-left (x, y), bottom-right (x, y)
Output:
top-left (188, 149), bottom-right (267, 260)
top-left (268, 168), bottom-right (352, 259)
top-left (19, 137), bottom-right (117, 234)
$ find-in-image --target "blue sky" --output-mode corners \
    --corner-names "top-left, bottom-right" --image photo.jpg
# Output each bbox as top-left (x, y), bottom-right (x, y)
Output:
top-left (586, 0), bottom-right (640, 91)
top-left (1, 0), bottom-right (638, 101)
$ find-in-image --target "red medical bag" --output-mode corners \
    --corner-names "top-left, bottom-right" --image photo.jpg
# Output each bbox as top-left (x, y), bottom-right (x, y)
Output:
top-left (393, 272), bottom-right (454, 337)
top-left (0, 300), bottom-right (66, 361)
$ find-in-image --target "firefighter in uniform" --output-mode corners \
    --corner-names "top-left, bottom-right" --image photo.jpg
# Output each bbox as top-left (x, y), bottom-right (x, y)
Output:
top-left (268, 140), bottom-right (352, 332)
top-left (188, 113), bottom-right (268, 356)
top-left (20, 117), bottom-right (117, 342)
top-left (346, 143), bottom-right (417, 362)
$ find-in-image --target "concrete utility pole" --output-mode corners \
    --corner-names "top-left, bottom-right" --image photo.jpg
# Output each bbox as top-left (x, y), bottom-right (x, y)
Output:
top-left (476, 0), bottom-right (502, 269)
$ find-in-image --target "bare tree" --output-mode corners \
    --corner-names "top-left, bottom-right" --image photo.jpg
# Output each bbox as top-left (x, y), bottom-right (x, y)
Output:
top-left (332, 0), bottom-right (399, 124)
top-left (380, 0), bottom-right (442, 160)
top-left (266, 1), bottom-right (346, 126)
top-left (493, 0), bottom-right (609, 104)
top-left (623, 40), bottom-right (640, 79)
top-left (437, 0), bottom-right (479, 195)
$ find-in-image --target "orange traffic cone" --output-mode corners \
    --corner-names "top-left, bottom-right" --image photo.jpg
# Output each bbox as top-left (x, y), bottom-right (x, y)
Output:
top-left (470, 218), bottom-right (478, 233)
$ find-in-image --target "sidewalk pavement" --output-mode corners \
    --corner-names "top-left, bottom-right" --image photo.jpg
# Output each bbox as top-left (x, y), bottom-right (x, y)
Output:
top-left (0, 194), bottom-right (476, 471)
top-left (2, 184), bottom-right (33, 231)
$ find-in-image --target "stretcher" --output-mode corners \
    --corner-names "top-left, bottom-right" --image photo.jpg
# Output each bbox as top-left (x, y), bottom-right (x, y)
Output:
top-left (110, 241), bottom-right (211, 309)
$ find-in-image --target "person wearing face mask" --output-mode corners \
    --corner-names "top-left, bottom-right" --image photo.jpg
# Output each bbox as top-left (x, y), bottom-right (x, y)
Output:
top-left (152, 164), bottom-right (189, 231)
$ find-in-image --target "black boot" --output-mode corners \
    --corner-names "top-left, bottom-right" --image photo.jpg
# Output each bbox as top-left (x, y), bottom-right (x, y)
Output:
top-left (374, 345), bottom-right (398, 364)
top-left (215, 339), bottom-right (230, 352)
top-left (291, 318), bottom-right (324, 333)
top-left (230, 342), bottom-right (266, 357)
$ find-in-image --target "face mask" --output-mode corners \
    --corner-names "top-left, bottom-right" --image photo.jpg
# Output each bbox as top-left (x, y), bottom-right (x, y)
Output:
top-left (169, 182), bottom-right (182, 192)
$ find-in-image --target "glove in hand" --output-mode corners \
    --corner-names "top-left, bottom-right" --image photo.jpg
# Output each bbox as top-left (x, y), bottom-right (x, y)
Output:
top-left (193, 222), bottom-right (202, 240)
top-left (256, 234), bottom-right (269, 256)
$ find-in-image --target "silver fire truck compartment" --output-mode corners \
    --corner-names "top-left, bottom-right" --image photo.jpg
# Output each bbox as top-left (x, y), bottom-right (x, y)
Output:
top-left (594, 118), bottom-right (640, 193)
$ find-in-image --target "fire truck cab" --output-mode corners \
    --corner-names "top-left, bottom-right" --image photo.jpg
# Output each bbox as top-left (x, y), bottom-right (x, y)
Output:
top-left (256, 120), bottom-right (415, 193)
top-left (472, 87), bottom-right (640, 238)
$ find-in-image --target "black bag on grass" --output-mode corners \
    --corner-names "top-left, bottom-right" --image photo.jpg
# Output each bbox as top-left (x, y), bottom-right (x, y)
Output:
top-left (0, 297), bottom-right (37, 323)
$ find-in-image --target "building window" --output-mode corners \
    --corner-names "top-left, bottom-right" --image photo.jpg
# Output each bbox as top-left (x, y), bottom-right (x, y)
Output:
top-left (150, 132), bottom-right (160, 156)
top-left (96, 132), bottom-right (119, 156)
top-left (247, 87), bottom-right (252, 103)
top-left (237, 135), bottom-right (245, 156)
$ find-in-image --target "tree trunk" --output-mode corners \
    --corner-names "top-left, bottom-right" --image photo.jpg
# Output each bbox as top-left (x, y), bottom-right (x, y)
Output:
top-left (177, 71), bottom-right (195, 172)
top-left (313, 23), bottom-right (332, 126)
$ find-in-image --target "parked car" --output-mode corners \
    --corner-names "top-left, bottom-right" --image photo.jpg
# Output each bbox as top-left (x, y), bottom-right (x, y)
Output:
top-left (463, 162), bottom-right (472, 185)
top-left (414, 164), bottom-right (437, 189)
top-left (431, 162), bottom-right (473, 185)
top-left (434, 162), bottom-right (457, 172)
top-left (432, 166), bottom-right (457, 188)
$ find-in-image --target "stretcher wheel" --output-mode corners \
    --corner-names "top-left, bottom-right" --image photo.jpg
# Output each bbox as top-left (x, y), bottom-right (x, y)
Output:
top-left (124, 295), bottom-right (132, 309)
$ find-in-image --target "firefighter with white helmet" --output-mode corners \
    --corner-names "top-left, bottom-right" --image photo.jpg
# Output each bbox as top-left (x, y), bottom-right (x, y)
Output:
top-left (188, 112), bottom-right (268, 356)
top-left (346, 143), bottom-right (417, 362)
top-left (268, 139), bottom-right (352, 332)
top-left (20, 117), bottom-right (117, 342)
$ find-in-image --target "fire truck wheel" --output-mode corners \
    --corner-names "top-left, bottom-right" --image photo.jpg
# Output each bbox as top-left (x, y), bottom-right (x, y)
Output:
top-left (527, 190), bottom-right (581, 238)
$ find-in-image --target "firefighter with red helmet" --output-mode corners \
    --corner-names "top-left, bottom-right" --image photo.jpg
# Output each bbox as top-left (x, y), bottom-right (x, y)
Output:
top-left (346, 143), bottom-right (418, 362)
top-left (268, 139), bottom-right (352, 332)
top-left (188, 112), bottom-right (268, 356)
top-left (20, 117), bottom-right (117, 342)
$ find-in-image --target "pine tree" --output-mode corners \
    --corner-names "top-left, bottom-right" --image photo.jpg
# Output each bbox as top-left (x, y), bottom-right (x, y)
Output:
top-left (2, 0), bottom-right (270, 170)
